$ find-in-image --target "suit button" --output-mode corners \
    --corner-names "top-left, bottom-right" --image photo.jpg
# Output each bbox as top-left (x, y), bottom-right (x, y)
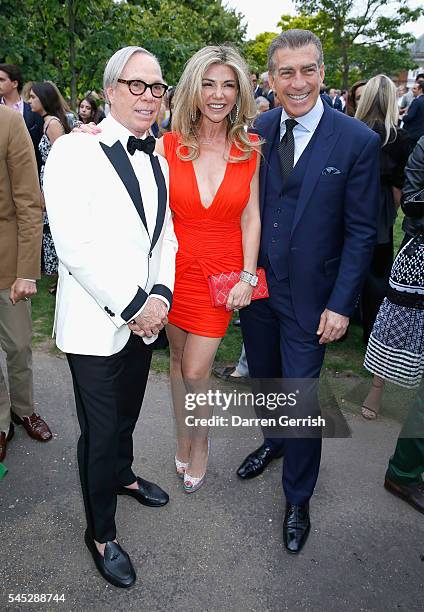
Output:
top-left (277, 208), bottom-right (281, 213)
top-left (104, 306), bottom-right (108, 312)
top-left (273, 223), bottom-right (278, 228)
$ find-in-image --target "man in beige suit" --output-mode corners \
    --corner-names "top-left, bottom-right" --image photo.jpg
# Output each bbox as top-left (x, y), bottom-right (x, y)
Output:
top-left (0, 105), bottom-right (52, 462)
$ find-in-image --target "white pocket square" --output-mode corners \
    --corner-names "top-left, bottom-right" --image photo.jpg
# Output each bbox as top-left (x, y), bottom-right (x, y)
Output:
top-left (321, 166), bottom-right (342, 175)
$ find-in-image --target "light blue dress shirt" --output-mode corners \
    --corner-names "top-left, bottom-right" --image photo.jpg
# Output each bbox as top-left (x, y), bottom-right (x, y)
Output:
top-left (279, 97), bottom-right (324, 166)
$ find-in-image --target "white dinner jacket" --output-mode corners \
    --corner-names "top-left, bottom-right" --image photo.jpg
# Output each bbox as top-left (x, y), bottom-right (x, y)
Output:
top-left (43, 115), bottom-right (177, 356)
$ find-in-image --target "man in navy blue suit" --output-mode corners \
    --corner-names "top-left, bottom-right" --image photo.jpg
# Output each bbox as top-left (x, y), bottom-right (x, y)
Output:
top-left (329, 87), bottom-right (344, 111)
top-left (237, 30), bottom-right (380, 553)
top-left (402, 80), bottom-right (424, 146)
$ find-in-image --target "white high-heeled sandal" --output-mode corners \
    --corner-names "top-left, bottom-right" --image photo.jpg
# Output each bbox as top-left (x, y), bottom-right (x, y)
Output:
top-left (183, 440), bottom-right (210, 494)
top-left (174, 456), bottom-right (189, 478)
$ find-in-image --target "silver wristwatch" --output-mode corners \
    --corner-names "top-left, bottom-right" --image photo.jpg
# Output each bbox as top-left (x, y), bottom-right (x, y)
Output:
top-left (240, 270), bottom-right (259, 287)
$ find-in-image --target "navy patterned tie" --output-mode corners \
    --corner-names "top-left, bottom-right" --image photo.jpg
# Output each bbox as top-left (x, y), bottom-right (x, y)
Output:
top-left (278, 118), bottom-right (298, 182)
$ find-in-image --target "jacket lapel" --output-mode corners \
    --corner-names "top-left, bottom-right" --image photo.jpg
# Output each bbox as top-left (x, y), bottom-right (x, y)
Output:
top-left (257, 110), bottom-right (282, 216)
top-left (291, 105), bottom-right (338, 236)
top-left (149, 155), bottom-right (167, 252)
top-left (100, 140), bottom-right (149, 236)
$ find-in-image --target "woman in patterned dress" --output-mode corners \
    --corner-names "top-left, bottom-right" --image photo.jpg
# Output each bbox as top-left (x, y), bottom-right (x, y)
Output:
top-left (29, 82), bottom-right (70, 279)
top-left (355, 75), bottom-right (412, 345)
top-left (363, 136), bottom-right (424, 418)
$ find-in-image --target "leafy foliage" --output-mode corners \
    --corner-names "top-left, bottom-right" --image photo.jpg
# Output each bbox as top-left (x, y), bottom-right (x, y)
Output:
top-left (290, 0), bottom-right (423, 87)
top-left (242, 1), bottom-right (422, 87)
top-left (243, 32), bottom-right (279, 73)
top-left (0, 0), bottom-right (245, 106)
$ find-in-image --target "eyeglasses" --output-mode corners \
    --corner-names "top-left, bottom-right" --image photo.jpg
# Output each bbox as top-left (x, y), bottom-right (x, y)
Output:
top-left (117, 79), bottom-right (168, 98)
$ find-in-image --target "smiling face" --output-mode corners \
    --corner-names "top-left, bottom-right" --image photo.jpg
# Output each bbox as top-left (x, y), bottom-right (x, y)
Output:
top-left (107, 52), bottom-right (164, 137)
top-left (198, 63), bottom-right (238, 125)
top-left (269, 44), bottom-right (324, 118)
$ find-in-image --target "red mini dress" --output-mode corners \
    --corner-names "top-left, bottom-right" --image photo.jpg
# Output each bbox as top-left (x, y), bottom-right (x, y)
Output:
top-left (163, 131), bottom-right (258, 338)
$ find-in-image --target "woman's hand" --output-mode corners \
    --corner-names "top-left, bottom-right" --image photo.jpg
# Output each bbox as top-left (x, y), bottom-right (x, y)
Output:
top-left (226, 281), bottom-right (253, 311)
top-left (72, 121), bottom-right (101, 135)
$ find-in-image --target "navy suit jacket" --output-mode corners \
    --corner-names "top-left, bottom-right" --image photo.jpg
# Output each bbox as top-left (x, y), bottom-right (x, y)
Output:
top-left (23, 101), bottom-right (43, 173)
top-left (252, 103), bottom-right (380, 332)
top-left (403, 95), bottom-right (424, 142)
top-left (331, 96), bottom-right (344, 112)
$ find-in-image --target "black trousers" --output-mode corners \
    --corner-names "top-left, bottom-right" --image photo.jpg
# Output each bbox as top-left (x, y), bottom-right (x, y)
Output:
top-left (67, 334), bottom-right (152, 543)
top-left (240, 273), bottom-right (325, 505)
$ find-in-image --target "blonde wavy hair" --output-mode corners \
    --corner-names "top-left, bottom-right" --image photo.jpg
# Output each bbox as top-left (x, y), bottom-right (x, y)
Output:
top-left (355, 74), bottom-right (399, 146)
top-left (172, 45), bottom-right (260, 162)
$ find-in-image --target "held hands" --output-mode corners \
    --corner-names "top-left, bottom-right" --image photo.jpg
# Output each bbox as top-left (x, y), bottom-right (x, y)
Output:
top-left (226, 281), bottom-right (253, 311)
top-left (128, 297), bottom-right (168, 338)
top-left (9, 279), bottom-right (37, 305)
top-left (317, 308), bottom-right (349, 344)
top-left (72, 122), bottom-right (101, 135)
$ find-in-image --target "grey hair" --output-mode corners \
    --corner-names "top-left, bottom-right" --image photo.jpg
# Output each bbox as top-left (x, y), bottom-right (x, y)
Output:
top-left (268, 29), bottom-right (324, 74)
top-left (256, 96), bottom-right (270, 108)
top-left (103, 46), bottom-right (161, 104)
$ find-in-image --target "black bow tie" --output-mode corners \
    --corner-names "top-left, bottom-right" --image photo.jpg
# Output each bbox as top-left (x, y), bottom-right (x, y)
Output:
top-left (127, 135), bottom-right (156, 156)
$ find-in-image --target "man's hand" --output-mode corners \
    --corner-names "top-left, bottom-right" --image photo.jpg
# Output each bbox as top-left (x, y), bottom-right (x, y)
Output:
top-left (130, 297), bottom-right (168, 338)
top-left (9, 279), bottom-right (37, 305)
top-left (316, 308), bottom-right (349, 344)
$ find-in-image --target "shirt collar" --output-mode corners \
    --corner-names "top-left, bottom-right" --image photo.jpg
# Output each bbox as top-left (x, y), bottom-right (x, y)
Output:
top-left (100, 113), bottom-right (152, 149)
top-left (280, 96), bottom-right (324, 133)
top-left (0, 96), bottom-right (24, 114)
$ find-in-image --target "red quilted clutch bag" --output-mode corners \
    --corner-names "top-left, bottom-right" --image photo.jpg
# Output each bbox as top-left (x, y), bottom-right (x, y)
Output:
top-left (207, 268), bottom-right (269, 307)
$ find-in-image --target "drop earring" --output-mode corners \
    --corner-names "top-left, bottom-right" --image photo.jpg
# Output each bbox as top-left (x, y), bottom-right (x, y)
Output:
top-left (230, 102), bottom-right (239, 125)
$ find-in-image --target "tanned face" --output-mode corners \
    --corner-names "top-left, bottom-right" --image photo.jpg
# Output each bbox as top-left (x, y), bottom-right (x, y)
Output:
top-left (269, 44), bottom-right (325, 118)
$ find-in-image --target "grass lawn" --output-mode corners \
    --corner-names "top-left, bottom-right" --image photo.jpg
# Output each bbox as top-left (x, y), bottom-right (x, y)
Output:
top-left (31, 213), bottom-right (406, 379)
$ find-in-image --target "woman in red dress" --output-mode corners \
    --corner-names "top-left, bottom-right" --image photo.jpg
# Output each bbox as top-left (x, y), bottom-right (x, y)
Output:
top-left (155, 45), bottom-right (261, 492)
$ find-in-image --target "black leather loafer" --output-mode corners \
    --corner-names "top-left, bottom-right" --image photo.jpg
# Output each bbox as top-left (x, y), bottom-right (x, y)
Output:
top-left (84, 530), bottom-right (136, 588)
top-left (117, 476), bottom-right (169, 507)
top-left (283, 503), bottom-right (311, 554)
top-left (236, 443), bottom-right (284, 479)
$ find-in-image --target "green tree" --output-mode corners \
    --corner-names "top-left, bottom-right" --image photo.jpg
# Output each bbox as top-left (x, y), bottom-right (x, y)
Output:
top-left (0, 0), bottom-right (245, 107)
top-left (243, 32), bottom-right (278, 73)
top-left (286, 0), bottom-right (424, 88)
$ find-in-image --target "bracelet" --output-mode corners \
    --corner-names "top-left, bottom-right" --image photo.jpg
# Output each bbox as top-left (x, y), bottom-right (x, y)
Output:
top-left (240, 270), bottom-right (259, 287)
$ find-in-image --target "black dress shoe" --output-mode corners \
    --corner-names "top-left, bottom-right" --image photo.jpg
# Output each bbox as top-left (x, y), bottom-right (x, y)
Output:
top-left (236, 443), bottom-right (284, 479)
top-left (283, 503), bottom-right (311, 554)
top-left (84, 530), bottom-right (136, 588)
top-left (117, 476), bottom-right (169, 507)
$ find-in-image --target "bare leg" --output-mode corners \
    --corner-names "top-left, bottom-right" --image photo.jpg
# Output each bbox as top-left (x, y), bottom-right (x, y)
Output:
top-left (362, 375), bottom-right (385, 420)
top-left (167, 324), bottom-right (191, 464)
top-left (182, 333), bottom-right (221, 478)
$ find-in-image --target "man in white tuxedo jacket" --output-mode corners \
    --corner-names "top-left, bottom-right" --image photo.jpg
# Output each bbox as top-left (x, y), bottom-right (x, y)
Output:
top-left (43, 46), bottom-right (177, 588)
